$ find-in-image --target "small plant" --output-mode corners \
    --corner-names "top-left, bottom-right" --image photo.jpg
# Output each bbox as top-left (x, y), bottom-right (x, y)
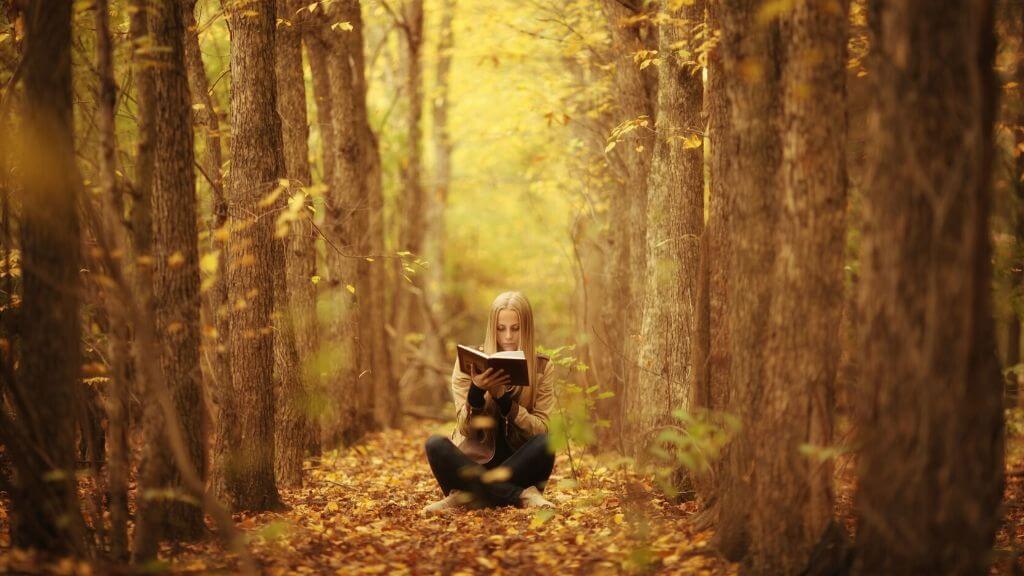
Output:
top-left (540, 344), bottom-right (612, 477)
top-left (647, 408), bottom-right (740, 499)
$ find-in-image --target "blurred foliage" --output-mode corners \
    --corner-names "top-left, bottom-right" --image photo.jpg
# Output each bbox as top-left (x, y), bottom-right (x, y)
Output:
top-left (1007, 407), bottom-right (1024, 437)
top-left (541, 344), bottom-right (611, 463)
top-left (647, 408), bottom-right (739, 500)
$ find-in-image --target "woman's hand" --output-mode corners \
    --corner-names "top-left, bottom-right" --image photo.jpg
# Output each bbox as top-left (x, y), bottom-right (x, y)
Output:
top-left (470, 365), bottom-right (510, 398)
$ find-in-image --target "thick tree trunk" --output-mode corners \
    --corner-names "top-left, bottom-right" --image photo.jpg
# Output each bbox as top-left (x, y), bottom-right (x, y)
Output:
top-left (133, 0), bottom-right (207, 558)
top-left (274, 0), bottom-right (317, 488)
top-left (854, 1), bottom-right (1003, 573)
top-left (223, 0), bottom-right (283, 511)
top-left (601, 0), bottom-right (655, 452)
top-left (746, 2), bottom-right (849, 573)
top-left (714, 0), bottom-right (783, 561)
top-left (181, 0), bottom-right (233, 500)
top-left (629, 1), bottom-right (704, 459)
top-left (8, 0), bottom-right (86, 554)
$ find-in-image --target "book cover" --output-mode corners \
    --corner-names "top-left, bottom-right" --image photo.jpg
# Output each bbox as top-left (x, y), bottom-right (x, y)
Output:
top-left (457, 344), bottom-right (530, 387)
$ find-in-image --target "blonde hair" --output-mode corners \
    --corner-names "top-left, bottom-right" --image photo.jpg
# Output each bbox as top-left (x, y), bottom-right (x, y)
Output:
top-left (483, 291), bottom-right (537, 387)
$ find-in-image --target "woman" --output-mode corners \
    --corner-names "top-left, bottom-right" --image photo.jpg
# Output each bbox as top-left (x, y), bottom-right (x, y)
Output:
top-left (422, 291), bottom-right (556, 513)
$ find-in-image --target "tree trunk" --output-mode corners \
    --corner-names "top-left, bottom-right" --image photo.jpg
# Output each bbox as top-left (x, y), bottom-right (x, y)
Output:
top-left (629, 0), bottom-right (704, 459)
top-left (133, 0), bottom-right (207, 558)
top-left (1007, 14), bottom-right (1024, 407)
top-left (94, 0), bottom-right (130, 559)
top-left (223, 0), bottom-right (283, 511)
top-left (302, 13), bottom-right (334, 456)
top-left (8, 0), bottom-right (86, 554)
top-left (393, 0), bottom-right (426, 394)
top-left (746, 2), bottom-right (849, 573)
top-left (690, 0), bottom-right (734, 513)
top-left (345, 0), bottom-right (397, 430)
top-left (713, 0), bottom-right (783, 561)
top-left (339, 0), bottom-right (376, 437)
top-left (420, 0), bottom-right (455, 413)
top-left (316, 5), bottom-right (365, 447)
top-left (274, 0), bottom-right (317, 488)
top-left (854, 1), bottom-right (1003, 573)
top-left (601, 0), bottom-right (655, 452)
top-left (181, 0), bottom-right (233, 500)
top-left (129, 0), bottom-right (156, 313)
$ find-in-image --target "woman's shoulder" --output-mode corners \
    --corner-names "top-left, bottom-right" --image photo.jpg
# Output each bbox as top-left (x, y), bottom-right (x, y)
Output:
top-left (537, 351), bottom-right (550, 373)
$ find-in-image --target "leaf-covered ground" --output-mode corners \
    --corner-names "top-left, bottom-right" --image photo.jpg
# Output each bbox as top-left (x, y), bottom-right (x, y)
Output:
top-left (168, 418), bottom-right (733, 575)
top-left (3, 417), bottom-right (1024, 574)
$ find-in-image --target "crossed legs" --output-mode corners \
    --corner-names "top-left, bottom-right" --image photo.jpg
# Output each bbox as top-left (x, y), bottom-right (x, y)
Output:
top-left (424, 433), bottom-right (555, 507)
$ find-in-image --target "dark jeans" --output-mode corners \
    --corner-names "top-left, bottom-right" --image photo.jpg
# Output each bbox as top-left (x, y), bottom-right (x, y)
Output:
top-left (425, 433), bottom-right (555, 507)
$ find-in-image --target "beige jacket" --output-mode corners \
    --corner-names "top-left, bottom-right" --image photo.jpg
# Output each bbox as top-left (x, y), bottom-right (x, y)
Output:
top-left (450, 351), bottom-right (554, 463)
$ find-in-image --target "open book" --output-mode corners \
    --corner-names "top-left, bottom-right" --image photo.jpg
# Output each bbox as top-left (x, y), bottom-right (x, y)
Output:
top-left (456, 344), bottom-right (530, 387)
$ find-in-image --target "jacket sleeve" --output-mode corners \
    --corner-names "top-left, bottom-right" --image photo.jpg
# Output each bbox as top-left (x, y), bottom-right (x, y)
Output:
top-left (509, 359), bottom-right (555, 436)
top-left (452, 359), bottom-right (486, 438)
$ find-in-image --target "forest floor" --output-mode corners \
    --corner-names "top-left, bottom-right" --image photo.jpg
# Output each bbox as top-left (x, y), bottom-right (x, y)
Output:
top-left (2, 416), bottom-right (1024, 574)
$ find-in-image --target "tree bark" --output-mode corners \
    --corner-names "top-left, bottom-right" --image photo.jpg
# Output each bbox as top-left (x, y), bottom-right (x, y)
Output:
top-left (420, 0), bottom-right (455, 414)
top-left (690, 0), bottom-right (733, 512)
top-left (93, 0), bottom-right (130, 559)
top-left (747, 1), bottom-right (849, 573)
top-left (854, 1), bottom-right (1003, 573)
top-left (129, 0), bottom-right (156, 312)
top-left (302, 11), bottom-right (334, 456)
top-left (628, 1), bottom-right (704, 460)
top-left (181, 0), bottom-right (233, 500)
top-left (345, 0), bottom-right (397, 430)
top-left (713, 0), bottom-right (783, 561)
top-left (133, 0), bottom-right (207, 558)
top-left (223, 0), bottom-right (283, 511)
top-left (315, 4), bottom-right (365, 447)
top-left (8, 0), bottom-right (86, 554)
top-left (274, 0), bottom-right (316, 488)
top-left (1007, 11), bottom-right (1024, 407)
top-left (392, 0), bottom-right (427, 394)
top-left (601, 0), bottom-right (655, 452)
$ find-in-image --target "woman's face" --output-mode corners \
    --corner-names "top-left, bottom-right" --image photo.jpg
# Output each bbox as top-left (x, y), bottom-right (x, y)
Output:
top-left (496, 309), bottom-right (521, 352)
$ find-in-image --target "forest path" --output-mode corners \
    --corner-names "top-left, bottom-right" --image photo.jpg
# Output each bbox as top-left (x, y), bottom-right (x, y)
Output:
top-left (173, 418), bottom-right (734, 575)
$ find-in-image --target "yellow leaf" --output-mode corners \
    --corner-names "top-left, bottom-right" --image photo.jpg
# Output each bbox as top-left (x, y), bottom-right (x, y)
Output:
top-left (332, 21), bottom-right (354, 31)
top-left (257, 183), bottom-right (285, 208)
top-left (311, 275), bottom-right (321, 285)
top-left (346, 284), bottom-right (356, 294)
top-left (200, 251), bottom-right (219, 274)
top-left (681, 133), bottom-right (703, 149)
top-left (481, 466), bottom-right (512, 484)
top-left (604, 141), bottom-right (617, 153)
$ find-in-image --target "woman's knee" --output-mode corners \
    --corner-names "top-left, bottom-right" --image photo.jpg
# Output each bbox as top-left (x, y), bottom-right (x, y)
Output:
top-left (529, 433), bottom-right (552, 452)
top-left (425, 434), bottom-right (453, 458)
